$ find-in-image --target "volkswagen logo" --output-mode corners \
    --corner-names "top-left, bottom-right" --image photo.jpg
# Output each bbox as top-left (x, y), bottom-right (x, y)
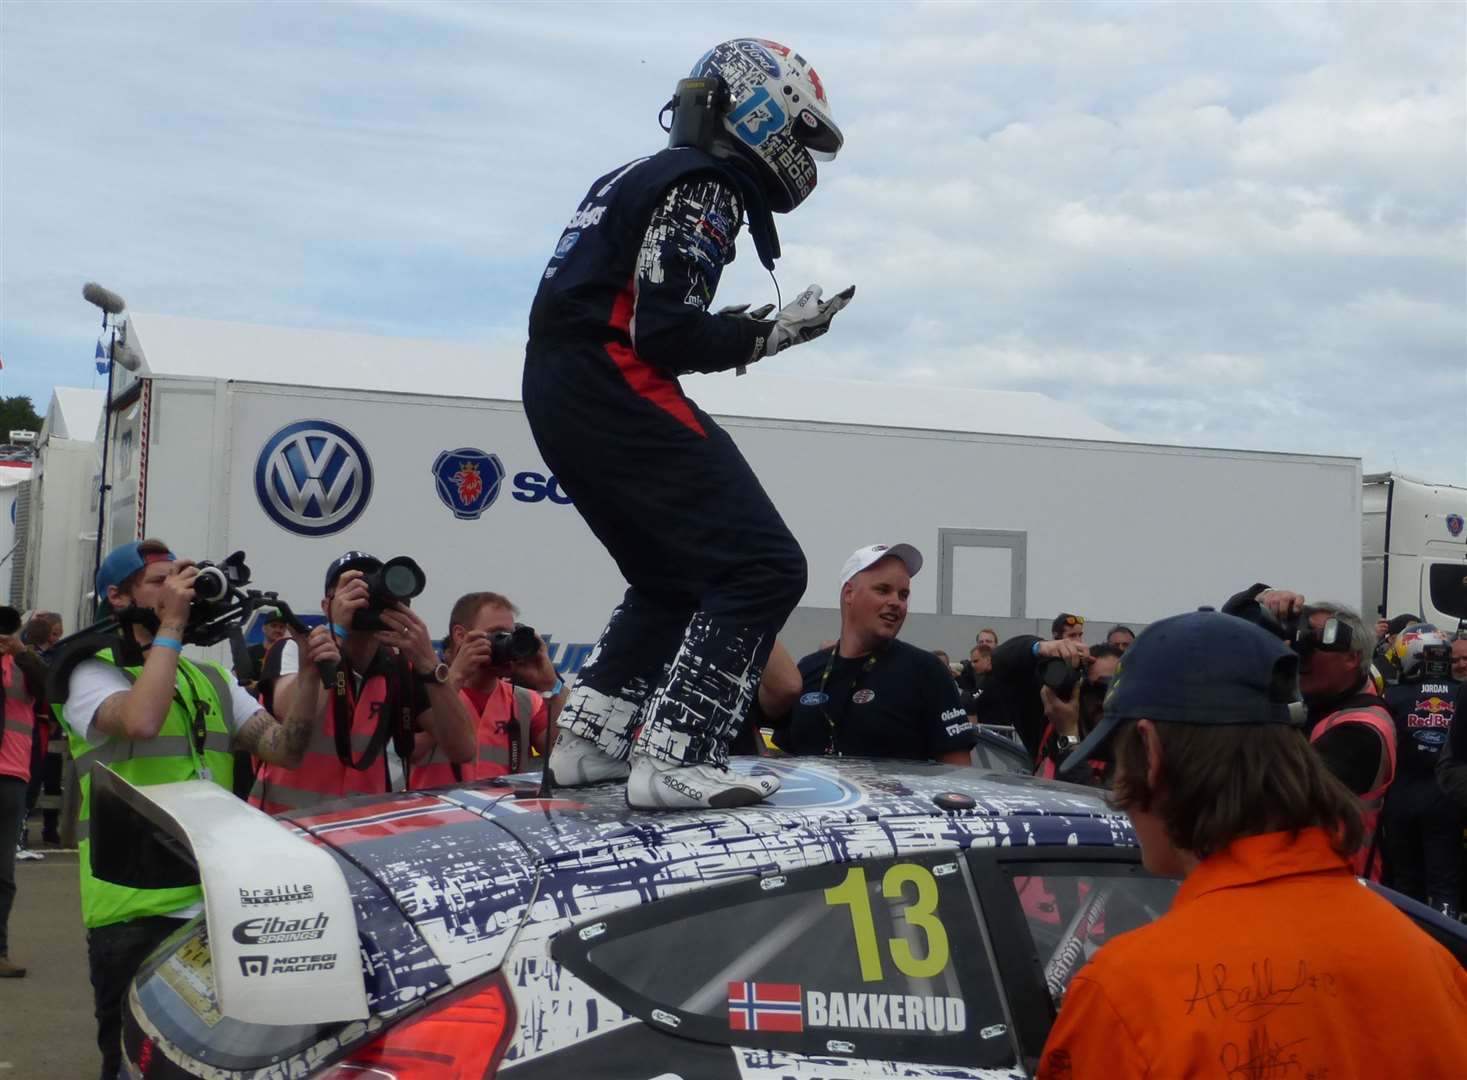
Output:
top-left (255, 420), bottom-right (373, 537)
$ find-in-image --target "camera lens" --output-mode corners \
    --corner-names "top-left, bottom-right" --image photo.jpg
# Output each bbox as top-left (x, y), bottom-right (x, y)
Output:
top-left (377, 557), bottom-right (427, 602)
top-left (193, 566), bottom-right (229, 603)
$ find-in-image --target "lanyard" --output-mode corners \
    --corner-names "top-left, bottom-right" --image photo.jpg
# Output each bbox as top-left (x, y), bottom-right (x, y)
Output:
top-left (817, 647), bottom-right (879, 756)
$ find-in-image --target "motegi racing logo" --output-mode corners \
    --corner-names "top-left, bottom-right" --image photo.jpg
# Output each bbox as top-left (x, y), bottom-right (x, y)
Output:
top-left (232, 912), bottom-right (329, 945)
top-left (255, 419), bottom-right (373, 537)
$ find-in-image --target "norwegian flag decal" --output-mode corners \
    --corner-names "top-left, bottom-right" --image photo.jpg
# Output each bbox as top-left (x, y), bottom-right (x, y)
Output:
top-left (728, 981), bottom-right (803, 1032)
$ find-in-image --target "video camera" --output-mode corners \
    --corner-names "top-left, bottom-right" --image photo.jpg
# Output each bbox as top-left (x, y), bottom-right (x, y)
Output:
top-left (350, 557), bottom-right (427, 632)
top-left (1242, 604), bottom-right (1355, 658)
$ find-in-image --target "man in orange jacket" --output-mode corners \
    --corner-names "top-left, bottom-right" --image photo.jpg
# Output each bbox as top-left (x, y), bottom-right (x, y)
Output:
top-left (1038, 610), bottom-right (1467, 1079)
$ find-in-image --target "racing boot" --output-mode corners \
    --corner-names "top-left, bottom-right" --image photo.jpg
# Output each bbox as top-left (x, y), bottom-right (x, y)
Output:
top-left (626, 754), bottom-right (780, 810)
top-left (547, 730), bottom-right (631, 787)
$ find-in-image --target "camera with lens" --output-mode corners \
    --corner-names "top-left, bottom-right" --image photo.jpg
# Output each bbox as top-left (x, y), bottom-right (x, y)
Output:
top-left (489, 624), bottom-right (540, 666)
top-left (1240, 602), bottom-right (1354, 657)
top-left (352, 557), bottom-right (427, 631)
top-left (1037, 655), bottom-right (1083, 700)
top-left (189, 551), bottom-right (252, 633)
top-left (0, 607), bottom-right (21, 637)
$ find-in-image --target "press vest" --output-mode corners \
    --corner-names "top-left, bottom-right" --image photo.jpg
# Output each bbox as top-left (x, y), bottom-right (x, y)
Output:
top-left (249, 667), bottom-right (402, 815)
top-left (58, 647), bottom-right (235, 929)
top-left (1312, 691), bottom-right (1397, 880)
top-left (0, 654), bottom-right (36, 782)
top-left (411, 683), bottom-right (540, 789)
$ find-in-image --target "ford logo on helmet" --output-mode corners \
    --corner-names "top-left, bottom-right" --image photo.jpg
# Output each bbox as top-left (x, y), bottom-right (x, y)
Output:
top-left (255, 420), bottom-right (374, 537)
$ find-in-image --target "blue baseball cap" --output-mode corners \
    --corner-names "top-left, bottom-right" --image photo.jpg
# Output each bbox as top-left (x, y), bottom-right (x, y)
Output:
top-left (324, 550), bottom-right (380, 594)
top-left (1061, 609), bottom-right (1302, 773)
top-left (96, 541), bottom-right (175, 598)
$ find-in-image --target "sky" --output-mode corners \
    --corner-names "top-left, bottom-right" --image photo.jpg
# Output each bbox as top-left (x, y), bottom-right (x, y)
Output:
top-left (2, 1), bottom-right (1464, 482)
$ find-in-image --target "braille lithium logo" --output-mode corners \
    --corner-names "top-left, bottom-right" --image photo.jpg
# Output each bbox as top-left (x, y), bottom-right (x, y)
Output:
top-left (432, 448), bottom-right (505, 521)
top-left (255, 420), bottom-right (373, 537)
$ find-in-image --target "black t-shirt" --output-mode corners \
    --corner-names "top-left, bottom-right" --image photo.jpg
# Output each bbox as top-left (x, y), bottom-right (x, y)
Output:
top-left (776, 639), bottom-right (974, 761)
top-left (1385, 678), bottom-right (1460, 780)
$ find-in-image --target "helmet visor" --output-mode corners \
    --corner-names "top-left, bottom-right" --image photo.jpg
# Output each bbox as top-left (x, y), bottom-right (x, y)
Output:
top-left (794, 108), bottom-right (843, 161)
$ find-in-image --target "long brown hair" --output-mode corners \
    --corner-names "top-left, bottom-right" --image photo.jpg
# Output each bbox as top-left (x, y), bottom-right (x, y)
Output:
top-left (1109, 721), bottom-right (1364, 860)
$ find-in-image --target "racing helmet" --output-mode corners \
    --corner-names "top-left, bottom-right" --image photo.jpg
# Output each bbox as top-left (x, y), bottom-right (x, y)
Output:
top-left (1393, 623), bottom-right (1451, 681)
top-left (685, 38), bottom-right (843, 213)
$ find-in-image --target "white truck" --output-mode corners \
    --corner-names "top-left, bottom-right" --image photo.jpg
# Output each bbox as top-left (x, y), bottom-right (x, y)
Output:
top-left (84, 312), bottom-right (1365, 670)
top-left (1362, 472), bottom-right (1467, 631)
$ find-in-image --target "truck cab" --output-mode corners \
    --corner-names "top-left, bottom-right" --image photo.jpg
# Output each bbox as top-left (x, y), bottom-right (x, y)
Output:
top-left (1363, 472), bottom-right (1467, 630)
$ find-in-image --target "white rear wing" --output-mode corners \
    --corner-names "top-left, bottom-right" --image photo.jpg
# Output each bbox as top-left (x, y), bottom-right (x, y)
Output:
top-left (90, 768), bottom-right (370, 1026)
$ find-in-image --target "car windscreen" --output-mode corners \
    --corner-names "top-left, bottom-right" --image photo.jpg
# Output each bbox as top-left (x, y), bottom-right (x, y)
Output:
top-left (555, 851), bottom-right (1014, 1068)
top-left (1005, 862), bottom-right (1179, 1008)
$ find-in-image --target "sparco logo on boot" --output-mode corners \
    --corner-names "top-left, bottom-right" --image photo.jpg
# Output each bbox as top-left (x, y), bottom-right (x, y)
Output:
top-left (255, 420), bottom-right (373, 537)
top-left (232, 912), bottom-right (329, 945)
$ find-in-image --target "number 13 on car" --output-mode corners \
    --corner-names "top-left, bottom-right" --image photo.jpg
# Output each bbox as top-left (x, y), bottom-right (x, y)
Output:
top-left (824, 863), bottom-right (951, 982)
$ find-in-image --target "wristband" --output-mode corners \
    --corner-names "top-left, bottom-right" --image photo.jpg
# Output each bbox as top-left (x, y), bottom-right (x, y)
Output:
top-left (547, 676), bottom-right (565, 697)
top-left (151, 636), bottom-right (183, 653)
top-left (330, 622), bottom-right (351, 639)
top-left (1031, 640), bottom-right (1042, 658)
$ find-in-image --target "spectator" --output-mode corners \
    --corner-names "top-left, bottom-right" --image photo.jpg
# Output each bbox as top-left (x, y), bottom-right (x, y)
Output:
top-left (1451, 635), bottom-right (1467, 681)
top-left (250, 551), bottom-right (475, 815)
top-left (957, 643), bottom-right (992, 693)
top-left (1105, 625), bottom-right (1135, 654)
top-left (931, 649), bottom-right (954, 677)
top-left (0, 615), bottom-right (46, 976)
top-left (412, 591), bottom-right (564, 786)
top-left (17, 618), bottom-right (55, 859)
top-left (1033, 643), bottom-right (1122, 786)
top-left (1381, 625), bottom-right (1460, 915)
top-left (1052, 613), bottom-right (1085, 642)
top-left (1037, 611), bottom-right (1467, 1079)
top-left (54, 539), bottom-right (322, 1078)
top-left (1223, 586), bottom-right (1395, 880)
top-left (1376, 612), bottom-right (1422, 685)
top-left (766, 544), bottom-right (974, 764)
top-left (976, 627), bottom-right (1000, 650)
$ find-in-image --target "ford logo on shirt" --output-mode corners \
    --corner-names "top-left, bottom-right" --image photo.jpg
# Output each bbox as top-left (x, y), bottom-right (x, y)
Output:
top-left (255, 420), bottom-right (374, 537)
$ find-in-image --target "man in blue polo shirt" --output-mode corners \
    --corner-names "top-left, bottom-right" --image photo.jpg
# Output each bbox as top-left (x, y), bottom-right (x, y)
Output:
top-left (769, 544), bottom-right (974, 764)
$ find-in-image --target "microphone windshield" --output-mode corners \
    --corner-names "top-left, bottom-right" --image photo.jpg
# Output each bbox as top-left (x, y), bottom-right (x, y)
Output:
top-left (82, 282), bottom-right (126, 315)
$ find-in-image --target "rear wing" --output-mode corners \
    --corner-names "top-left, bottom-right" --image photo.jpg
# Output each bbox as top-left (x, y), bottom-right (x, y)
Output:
top-left (90, 767), bottom-right (370, 1026)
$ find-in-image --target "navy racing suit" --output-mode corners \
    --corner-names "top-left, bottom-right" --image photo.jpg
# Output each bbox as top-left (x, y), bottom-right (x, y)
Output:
top-left (1382, 677), bottom-right (1462, 914)
top-left (522, 147), bottom-right (807, 767)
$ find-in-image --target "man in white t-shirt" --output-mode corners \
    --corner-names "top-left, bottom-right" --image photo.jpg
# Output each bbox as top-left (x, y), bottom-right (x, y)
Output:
top-left (56, 539), bottom-right (323, 1080)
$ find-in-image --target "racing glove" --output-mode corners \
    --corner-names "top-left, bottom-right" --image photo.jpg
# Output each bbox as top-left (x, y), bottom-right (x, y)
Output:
top-left (762, 284), bottom-right (856, 358)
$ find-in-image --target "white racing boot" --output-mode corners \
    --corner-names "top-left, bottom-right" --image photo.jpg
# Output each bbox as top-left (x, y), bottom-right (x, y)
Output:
top-left (547, 730), bottom-right (630, 786)
top-left (626, 754), bottom-right (780, 810)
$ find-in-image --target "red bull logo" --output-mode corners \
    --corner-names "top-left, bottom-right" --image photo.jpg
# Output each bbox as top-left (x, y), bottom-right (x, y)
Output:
top-left (1408, 697), bottom-right (1454, 728)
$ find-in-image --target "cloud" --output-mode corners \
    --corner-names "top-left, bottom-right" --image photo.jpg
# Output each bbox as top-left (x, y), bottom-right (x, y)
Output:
top-left (1, 0), bottom-right (1462, 486)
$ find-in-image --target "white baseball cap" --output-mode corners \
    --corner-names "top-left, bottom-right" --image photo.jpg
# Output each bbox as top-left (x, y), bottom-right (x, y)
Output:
top-left (839, 543), bottom-right (923, 590)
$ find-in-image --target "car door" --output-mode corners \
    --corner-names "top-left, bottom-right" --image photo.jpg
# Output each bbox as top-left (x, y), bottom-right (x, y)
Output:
top-left (545, 848), bottom-right (1026, 1078)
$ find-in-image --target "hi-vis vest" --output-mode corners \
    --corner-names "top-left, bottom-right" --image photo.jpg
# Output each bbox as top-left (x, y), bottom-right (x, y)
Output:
top-left (0, 654), bottom-right (36, 783)
top-left (58, 648), bottom-right (236, 930)
top-left (249, 669), bottom-right (397, 816)
top-left (411, 683), bottom-right (539, 789)
top-left (1312, 688), bottom-right (1397, 881)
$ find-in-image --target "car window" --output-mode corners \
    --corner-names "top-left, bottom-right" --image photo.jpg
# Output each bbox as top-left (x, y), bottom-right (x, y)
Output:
top-left (555, 852), bottom-right (1015, 1068)
top-left (971, 728), bottom-right (1033, 774)
top-left (1005, 863), bottom-right (1178, 1008)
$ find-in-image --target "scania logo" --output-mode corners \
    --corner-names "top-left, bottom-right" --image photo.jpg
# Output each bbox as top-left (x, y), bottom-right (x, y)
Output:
top-left (255, 420), bottom-right (373, 537)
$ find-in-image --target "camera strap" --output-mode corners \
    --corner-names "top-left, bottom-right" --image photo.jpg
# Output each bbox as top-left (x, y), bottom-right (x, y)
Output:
top-left (330, 651), bottom-right (395, 773)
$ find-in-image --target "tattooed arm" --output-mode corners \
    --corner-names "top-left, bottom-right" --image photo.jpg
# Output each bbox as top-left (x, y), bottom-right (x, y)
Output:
top-left (233, 632), bottom-right (325, 768)
top-left (631, 175), bottom-right (771, 373)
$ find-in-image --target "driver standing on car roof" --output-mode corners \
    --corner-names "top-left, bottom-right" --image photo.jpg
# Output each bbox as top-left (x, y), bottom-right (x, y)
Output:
top-left (1036, 611), bottom-right (1467, 1079)
top-left (525, 39), bottom-right (855, 810)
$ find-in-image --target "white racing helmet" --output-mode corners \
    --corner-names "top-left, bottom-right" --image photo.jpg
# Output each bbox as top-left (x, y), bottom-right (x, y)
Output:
top-left (1394, 623), bottom-right (1451, 681)
top-left (690, 38), bottom-right (843, 213)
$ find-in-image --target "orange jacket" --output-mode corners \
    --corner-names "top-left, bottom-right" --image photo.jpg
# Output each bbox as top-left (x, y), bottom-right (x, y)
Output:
top-left (1038, 827), bottom-right (1467, 1079)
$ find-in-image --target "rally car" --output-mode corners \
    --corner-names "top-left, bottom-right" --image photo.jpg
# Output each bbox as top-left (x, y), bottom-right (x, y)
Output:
top-left (108, 758), bottom-right (1467, 1080)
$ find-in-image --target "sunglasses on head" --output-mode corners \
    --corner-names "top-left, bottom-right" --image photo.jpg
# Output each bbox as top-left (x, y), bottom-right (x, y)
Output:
top-left (1063, 615), bottom-right (1085, 627)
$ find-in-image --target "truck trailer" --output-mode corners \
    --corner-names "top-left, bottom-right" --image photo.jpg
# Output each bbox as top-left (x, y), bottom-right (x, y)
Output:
top-left (87, 313), bottom-right (1365, 669)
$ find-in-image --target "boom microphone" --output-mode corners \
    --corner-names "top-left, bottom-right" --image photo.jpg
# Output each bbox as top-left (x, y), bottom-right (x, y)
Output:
top-left (83, 282), bottom-right (126, 315)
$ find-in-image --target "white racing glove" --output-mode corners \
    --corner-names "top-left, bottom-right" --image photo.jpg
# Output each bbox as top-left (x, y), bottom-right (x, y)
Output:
top-left (762, 284), bottom-right (856, 358)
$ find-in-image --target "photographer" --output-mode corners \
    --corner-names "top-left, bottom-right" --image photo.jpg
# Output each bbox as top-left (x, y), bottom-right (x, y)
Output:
top-left (412, 591), bottom-right (565, 786)
top-left (976, 631), bottom-right (1092, 762)
top-left (250, 552), bottom-right (475, 814)
top-left (53, 540), bottom-right (321, 1080)
top-left (1033, 643), bottom-right (1122, 786)
top-left (1223, 584), bottom-right (1396, 879)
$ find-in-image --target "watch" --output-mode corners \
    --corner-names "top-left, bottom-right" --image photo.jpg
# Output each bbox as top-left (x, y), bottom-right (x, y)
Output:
top-left (1055, 735), bottom-right (1078, 751)
top-left (417, 662), bottom-right (451, 687)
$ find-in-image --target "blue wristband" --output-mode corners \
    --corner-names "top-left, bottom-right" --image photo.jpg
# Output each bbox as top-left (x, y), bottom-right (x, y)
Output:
top-left (547, 676), bottom-right (565, 697)
top-left (1031, 640), bottom-right (1042, 658)
top-left (330, 622), bottom-right (351, 639)
top-left (152, 636), bottom-right (183, 653)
